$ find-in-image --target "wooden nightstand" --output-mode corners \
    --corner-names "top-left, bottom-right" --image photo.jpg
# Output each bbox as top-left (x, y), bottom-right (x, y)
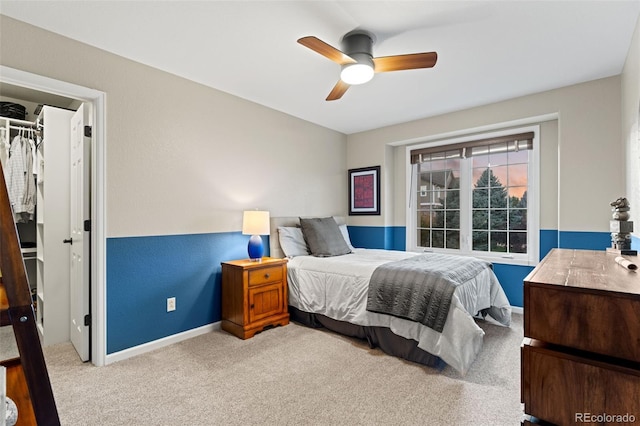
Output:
top-left (221, 257), bottom-right (289, 339)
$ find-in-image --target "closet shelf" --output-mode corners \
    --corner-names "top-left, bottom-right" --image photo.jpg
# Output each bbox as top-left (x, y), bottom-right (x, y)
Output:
top-left (0, 116), bottom-right (37, 127)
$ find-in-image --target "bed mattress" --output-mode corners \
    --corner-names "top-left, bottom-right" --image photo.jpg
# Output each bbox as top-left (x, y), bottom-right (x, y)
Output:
top-left (286, 248), bottom-right (512, 375)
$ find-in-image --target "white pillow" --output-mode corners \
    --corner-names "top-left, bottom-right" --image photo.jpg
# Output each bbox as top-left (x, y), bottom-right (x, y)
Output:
top-left (339, 224), bottom-right (355, 250)
top-left (278, 226), bottom-right (309, 258)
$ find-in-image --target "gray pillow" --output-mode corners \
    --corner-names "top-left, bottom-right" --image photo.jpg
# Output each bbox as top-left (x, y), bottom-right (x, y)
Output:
top-left (300, 217), bottom-right (352, 257)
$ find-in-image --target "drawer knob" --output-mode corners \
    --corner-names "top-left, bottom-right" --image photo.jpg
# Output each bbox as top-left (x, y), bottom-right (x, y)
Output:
top-left (250, 304), bottom-right (254, 309)
top-left (264, 273), bottom-right (270, 279)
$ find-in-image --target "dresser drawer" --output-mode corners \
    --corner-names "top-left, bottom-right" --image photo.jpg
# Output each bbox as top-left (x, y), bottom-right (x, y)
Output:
top-left (525, 284), bottom-right (640, 363)
top-left (522, 340), bottom-right (640, 425)
top-left (248, 265), bottom-right (283, 286)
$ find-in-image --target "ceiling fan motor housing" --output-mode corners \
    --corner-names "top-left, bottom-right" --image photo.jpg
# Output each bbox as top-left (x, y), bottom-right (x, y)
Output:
top-left (341, 30), bottom-right (375, 68)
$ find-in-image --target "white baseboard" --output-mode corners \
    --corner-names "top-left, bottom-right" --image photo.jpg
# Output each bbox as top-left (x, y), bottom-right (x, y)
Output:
top-left (105, 321), bottom-right (221, 365)
top-left (511, 306), bottom-right (523, 315)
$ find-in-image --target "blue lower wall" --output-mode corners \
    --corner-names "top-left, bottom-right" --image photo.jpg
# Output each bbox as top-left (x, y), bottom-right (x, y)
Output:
top-left (106, 232), bottom-right (263, 354)
top-left (558, 230), bottom-right (612, 251)
top-left (348, 225), bottom-right (405, 250)
top-left (106, 226), bottom-right (615, 353)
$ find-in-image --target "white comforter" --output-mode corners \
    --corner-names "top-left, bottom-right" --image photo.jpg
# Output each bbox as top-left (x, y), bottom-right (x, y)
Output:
top-left (287, 249), bottom-right (512, 375)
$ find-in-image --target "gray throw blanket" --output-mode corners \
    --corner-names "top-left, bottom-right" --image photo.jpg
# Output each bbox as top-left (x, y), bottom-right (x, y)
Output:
top-left (366, 253), bottom-right (492, 333)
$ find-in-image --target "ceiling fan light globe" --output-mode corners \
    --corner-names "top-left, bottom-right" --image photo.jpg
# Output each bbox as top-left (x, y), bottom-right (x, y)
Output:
top-left (340, 63), bottom-right (374, 85)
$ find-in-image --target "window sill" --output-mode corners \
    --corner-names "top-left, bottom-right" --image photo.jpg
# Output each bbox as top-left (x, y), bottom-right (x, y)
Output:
top-left (410, 248), bottom-right (537, 267)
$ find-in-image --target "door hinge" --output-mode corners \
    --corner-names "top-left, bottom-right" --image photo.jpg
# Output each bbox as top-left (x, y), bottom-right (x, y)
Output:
top-left (84, 314), bottom-right (91, 326)
top-left (84, 219), bottom-right (91, 232)
top-left (84, 125), bottom-right (92, 138)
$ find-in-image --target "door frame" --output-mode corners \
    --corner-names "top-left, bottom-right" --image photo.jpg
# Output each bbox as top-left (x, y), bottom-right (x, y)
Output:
top-left (1, 65), bottom-right (107, 366)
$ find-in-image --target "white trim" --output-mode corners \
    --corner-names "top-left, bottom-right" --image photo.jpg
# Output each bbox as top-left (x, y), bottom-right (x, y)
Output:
top-left (511, 306), bottom-right (524, 315)
top-left (91, 92), bottom-right (107, 367)
top-left (389, 113), bottom-right (558, 147)
top-left (105, 322), bottom-right (220, 365)
top-left (0, 66), bottom-right (107, 366)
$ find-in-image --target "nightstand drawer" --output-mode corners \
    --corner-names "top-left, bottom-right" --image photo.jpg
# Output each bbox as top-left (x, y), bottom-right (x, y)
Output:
top-left (248, 266), bottom-right (282, 286)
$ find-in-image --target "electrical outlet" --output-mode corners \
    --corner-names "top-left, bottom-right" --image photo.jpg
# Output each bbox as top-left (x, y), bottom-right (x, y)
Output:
top-left (167, 297), bottom-right (176, 312)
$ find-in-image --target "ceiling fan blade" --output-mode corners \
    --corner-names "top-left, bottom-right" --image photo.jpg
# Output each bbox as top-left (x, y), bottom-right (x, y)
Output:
top-left (298, 36), bottom-right (357, 65)
top-left (373, 52), bottom-right (438, 73)
top-left (326, 80), bottom-right (350, 101)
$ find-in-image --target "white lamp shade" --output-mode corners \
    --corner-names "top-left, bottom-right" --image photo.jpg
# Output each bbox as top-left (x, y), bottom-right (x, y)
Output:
top-left (242, 210), bottom-right (270, 235)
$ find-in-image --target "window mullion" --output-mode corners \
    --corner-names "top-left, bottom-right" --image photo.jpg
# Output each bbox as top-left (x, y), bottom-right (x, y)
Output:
top-left (459, 157), bottom-right (472, 252)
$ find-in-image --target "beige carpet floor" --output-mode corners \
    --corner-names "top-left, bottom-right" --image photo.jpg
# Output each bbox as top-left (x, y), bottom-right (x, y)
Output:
top-left (37, 314), bottom-right (524, 425)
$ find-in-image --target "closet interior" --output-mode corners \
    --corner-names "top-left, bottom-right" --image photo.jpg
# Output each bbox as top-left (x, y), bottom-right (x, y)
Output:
top-left (0, 90), bottom-right (79, 348)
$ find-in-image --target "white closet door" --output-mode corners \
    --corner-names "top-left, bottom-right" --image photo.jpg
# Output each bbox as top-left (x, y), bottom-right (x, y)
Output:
top-left (37, 106), bottom-right (73, 346)
top-left (69, 103), bottom-right (91, 362)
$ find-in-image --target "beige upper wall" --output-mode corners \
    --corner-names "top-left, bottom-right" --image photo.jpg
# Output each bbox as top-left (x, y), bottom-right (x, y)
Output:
top-left (348, 75), bottom-right (623, 233)
top-left (622, 14), bottom-right (640, 238)
top-left (0, 15), bottom-right (347, 237)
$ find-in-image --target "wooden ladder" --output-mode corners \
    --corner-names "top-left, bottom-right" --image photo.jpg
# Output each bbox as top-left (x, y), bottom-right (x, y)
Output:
top-left (0, 160), bottom-right (60, 425)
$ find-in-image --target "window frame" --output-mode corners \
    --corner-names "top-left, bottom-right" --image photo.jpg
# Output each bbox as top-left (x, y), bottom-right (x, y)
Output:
top-left (405, 125), bottom-right (540, 266)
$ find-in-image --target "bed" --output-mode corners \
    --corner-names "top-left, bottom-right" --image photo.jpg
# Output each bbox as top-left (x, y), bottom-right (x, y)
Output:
top-left (270, 216), bottom-right (512, 375)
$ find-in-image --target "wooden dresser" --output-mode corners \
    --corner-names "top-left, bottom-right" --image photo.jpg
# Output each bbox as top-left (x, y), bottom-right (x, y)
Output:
top-left (522, 248), bottom-right (640, 425)
top-left (221, 257), bottom-right (289, 339)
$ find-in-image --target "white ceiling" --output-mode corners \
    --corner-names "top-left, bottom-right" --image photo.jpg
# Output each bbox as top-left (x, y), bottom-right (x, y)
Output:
top-left (1, 1), bottom-right (639, 134)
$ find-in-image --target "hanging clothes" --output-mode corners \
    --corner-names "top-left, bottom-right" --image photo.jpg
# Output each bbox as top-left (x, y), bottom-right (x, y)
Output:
top-left (25, 131), bottom-right (37, 220)
top-left (7, 130), bottom-right (36, 223)
top-left (0, 127), bottom-right (9, 179)
top-left (29, 131), bottom-right (37, 175)
top-left (36, 138), bottom-right (44, 185)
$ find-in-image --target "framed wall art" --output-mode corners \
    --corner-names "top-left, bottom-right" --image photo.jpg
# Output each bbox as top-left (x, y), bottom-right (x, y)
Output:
top-left (348, 166), bottom-right (380, 215)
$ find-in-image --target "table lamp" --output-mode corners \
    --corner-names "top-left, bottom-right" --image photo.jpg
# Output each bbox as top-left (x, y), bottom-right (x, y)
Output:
top-left (242, 210), bottom-right (270, 261)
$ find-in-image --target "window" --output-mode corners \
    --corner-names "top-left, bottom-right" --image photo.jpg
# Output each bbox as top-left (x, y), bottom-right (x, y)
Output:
top-left (407, 127), bottom-right (539, 265)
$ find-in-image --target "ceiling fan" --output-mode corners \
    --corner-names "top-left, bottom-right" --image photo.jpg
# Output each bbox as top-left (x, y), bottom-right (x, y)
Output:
top-left (298, 30), bottom-right (438, 101)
